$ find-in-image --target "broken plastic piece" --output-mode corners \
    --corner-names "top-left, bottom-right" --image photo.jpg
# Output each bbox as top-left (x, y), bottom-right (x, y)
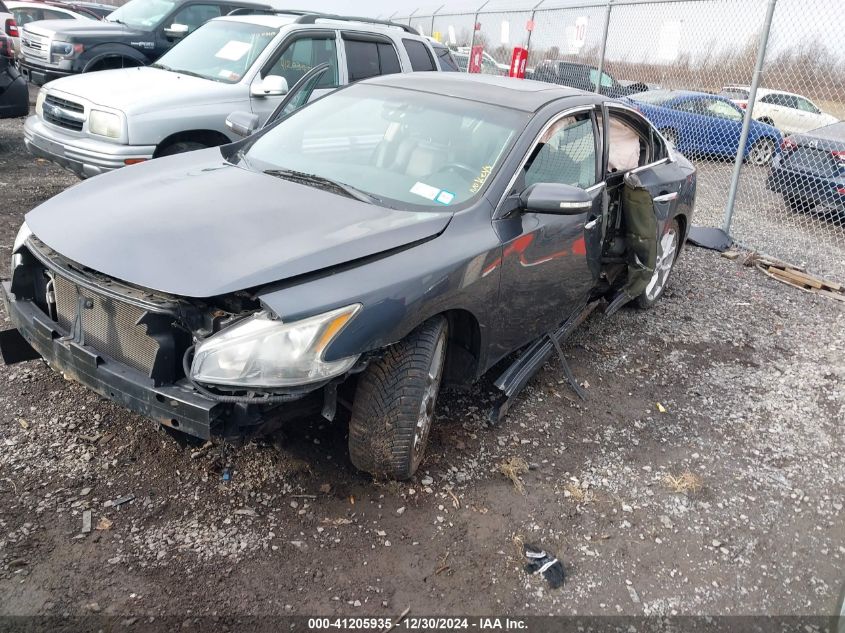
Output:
top-left (686, 226), bottom-right (732, 252)
top-left (523, 543), bottom-right (565, 588)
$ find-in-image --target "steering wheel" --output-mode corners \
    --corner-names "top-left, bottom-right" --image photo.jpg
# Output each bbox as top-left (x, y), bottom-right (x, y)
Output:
top-left (438, 163), bottom-right (478, 179)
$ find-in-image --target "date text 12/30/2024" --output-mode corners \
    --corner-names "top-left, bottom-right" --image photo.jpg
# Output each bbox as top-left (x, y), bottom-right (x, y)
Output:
top-left (307, 617), bottom-right (528, 630)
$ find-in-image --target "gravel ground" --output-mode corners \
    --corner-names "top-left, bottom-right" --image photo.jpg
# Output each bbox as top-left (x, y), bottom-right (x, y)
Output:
top-left (0, 113), bottom-right (843, 624)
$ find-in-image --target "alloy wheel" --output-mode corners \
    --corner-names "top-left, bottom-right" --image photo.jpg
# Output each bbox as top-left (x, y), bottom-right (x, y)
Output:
top-left (412, 331), bottom-right (447, 466)
top-left (645, 228), bottom-right (679, 301)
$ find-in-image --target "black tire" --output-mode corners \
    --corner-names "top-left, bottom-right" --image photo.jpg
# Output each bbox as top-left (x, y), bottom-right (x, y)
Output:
top-left (637, 219), bottom-right (681, 309)
top-left (157, 141), bottom-right (208, 157)
top-left (786, 196), bottom-right (812, 213)
top-left (348, 316), bottom-right (448, 480)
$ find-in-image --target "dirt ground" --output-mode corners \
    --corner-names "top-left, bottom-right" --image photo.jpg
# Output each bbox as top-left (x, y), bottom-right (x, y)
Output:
top-left (0, 113), bottom-right (843, 627)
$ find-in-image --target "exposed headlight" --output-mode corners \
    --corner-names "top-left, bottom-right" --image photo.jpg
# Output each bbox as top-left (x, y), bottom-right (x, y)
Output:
top-left (50, 40), bottom-right (84, 61)
top-left (190, 305), bottom-right (362, 388)
top-left (88, 109), bottom-right (122, 139)
top-left (13, 221), bottom-right (31, 254)
top-left (35, 89), bottom-right (46, 118)
top-left (11, 222), bottom-right (32, 272)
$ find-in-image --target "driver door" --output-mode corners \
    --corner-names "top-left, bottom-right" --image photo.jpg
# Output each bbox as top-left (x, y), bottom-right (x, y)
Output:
top-left (493, 108), bottom-right (606, 353)
top-left (250, 32), bottom-right (339, 124)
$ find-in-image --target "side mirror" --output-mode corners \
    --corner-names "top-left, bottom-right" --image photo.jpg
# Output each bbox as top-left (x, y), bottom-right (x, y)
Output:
top-left (250, 75), bottom-right (288, 98)
top-left (519, 182), bottom-right (594, 215)
top-left (225, 111), bottom-right (260, 138)
top-left (163, 23), bottom-right (189, 39)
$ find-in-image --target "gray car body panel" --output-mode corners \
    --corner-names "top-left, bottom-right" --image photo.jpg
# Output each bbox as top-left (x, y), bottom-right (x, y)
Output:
top-left (24, 149), bottom-right (454, 298)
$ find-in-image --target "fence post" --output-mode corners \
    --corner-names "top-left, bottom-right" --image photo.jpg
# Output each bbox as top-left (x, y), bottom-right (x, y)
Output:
top-left (525, 0), bottom-right (545, 56)
top-left (594, 0), bottom-right (613, 93)
top-left (722, 0), bottom-right (778, 233)
top-left (407, 8), bottom-right (417, 27)
top-left (431, 5), bottom-right (444, 39)
top-left (466, 1), bottom-right (490, 73)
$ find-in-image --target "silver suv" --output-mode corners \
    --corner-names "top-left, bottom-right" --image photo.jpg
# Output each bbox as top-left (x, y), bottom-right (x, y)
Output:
top-left (24, 11), bottom-right (455, 178)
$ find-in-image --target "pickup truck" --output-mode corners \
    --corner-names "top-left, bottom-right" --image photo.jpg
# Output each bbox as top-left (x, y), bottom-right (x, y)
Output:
top-left (18, 0), bottom-right (272, 85)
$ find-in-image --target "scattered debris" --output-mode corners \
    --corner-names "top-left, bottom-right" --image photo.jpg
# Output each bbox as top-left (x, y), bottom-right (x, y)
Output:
top-left (322, 517), bottom-right (353, 526)
top-left (446, 489), bottom-right (461, 509)
top-left (81, 510), bottom-right (92, 534)
top-left (396, 506), bottom-right (406, 516)
top-left (95, 517), bottom-right (113, 531)
top-left (499, 457), bottom-right (529, 494)
top-left (435, 552), bottom-right (450, 575)
top-left (754, 258), bottom-right (844, 302)
top-left (523, 543), bottom-right (565, 589)
top-left (663, 472), bottom-right (703, 495)
top-left (107, 494), bottom-right (135, 508)
top-left (319, 483), bottom-right (332, 494)
top-left (381, 605), bottom-right (411, 633)
top-left (656, 402), bottom-right (668, 413)
top-left (233, 508), bottom-right (257, 516)
top-left (17, 418), bottom-right (29, 430)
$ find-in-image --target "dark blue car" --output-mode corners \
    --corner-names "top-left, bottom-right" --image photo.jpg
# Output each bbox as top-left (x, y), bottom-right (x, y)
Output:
top-left (767, 121), bottom-right (845, 216)
top-left (628, 90), bottom-right (783, 165)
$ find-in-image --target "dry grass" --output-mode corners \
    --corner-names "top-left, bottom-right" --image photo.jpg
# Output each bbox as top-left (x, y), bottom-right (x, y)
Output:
top-left (663, 471), bottom-right (704, 495)
top-left (499, 457), bottom-right (529, 494)
top-left (565, 483), bottom-right (586, 502)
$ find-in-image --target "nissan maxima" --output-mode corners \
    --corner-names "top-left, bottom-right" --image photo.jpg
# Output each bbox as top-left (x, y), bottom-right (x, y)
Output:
top-left (2, 73), bottom-right (696, 479)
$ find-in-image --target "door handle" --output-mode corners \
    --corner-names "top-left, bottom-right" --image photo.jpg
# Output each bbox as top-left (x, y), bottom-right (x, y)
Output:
top-left (653, 192), bottom-right (679, 203)
top-left (584, 218), bottom-right (598, 229)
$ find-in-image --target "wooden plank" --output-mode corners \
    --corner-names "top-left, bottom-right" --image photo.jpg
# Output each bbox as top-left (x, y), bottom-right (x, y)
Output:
top-left (771, 267), bottom-right (824, 289)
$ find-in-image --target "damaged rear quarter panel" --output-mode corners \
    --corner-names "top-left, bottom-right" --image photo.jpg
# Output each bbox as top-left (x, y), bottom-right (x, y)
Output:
top-left (258, 201), bottom-right (504, 377)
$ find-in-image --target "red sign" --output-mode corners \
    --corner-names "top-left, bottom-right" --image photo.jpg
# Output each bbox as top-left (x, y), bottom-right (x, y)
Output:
top-left (474, 22), bottom-right (481, 31)
top-left (468, 45), bottom-right (484, 73)
top-left (509, 47), bottom-right (528, 79)
top-left (526, 19), bottom-right (535, 32)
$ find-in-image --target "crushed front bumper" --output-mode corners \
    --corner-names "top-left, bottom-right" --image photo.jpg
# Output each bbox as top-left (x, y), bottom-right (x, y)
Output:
top-left (24, 115), bottom-right (155, 179)
top-left (1, 281), bottom-right (222, 439)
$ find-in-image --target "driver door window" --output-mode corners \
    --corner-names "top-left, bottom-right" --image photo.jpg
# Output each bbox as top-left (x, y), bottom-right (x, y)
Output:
top-left (523, 113), bottom-right (597, 189)
top-left (796, 97), bottom-right (818, 113)
top-left (265, 36), bottom-right (339, 88)
top-left (168, 3), bottom-right (222, 33)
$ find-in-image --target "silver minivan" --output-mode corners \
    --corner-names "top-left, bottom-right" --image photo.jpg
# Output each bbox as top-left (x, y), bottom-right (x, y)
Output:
top-left (24, 11), bottom-right (455, 178)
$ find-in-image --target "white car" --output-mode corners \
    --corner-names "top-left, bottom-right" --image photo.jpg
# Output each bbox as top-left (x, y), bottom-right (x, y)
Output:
top-left (721, 85), bottom-right (838, 135)
top-left (24, 11), bottom-right (451, 178)
top-left (0, 0), bottom-right (19, 55)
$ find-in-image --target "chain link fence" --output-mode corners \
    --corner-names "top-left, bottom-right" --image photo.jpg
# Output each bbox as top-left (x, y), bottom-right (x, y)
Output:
top-left (391, 0), bottom-right (845, 282)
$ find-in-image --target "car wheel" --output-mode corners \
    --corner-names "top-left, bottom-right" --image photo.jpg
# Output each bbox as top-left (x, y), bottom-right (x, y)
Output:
top-left (157, 141), bottom-right (208, 157)
top-left (660, 128), bottom-right (678, 148)
top-left (348, 317), bottom-right (448, 480)
top-left (786, 196), bottom-right (812, 213)
top-left (637, 219), bottom-right (680, 309)
top-left (749, 138), bottom-right (775, 166)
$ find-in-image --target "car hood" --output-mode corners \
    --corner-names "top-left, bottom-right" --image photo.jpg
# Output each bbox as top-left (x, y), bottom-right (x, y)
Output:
top-left (25, 150), bottom-right (453, 298)
top-left (24, 19), bottom-right (142, 40)
top-left (47, 66), bottom-right (236, 113)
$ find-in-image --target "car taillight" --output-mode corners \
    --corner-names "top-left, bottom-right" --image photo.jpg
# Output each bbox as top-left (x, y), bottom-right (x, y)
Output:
top-left (738, 102), bottom-right (747, 109)
top-left (781, 137), bottom-right (797, 152)
top-left (831, 150), bottom-right (845, 165)
top-left (5, 18), bottom-right (18, 38)
top-left (0, 36), bottom-right (12, 59)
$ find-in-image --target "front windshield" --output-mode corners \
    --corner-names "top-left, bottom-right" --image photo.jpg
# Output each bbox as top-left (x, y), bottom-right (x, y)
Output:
top-left (107, 0), bottom-right (175, 29)
top-left (153, 21), bottom-right (278, 84)
top-left (239, 84), bottom-right (527, 210)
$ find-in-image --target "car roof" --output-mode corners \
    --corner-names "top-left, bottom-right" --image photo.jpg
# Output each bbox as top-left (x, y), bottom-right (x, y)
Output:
top-left (637, 89), bottom-right (727, 101)
top-left (220, 12), bottom-right (425, 36)
top-left (362, 72), bottom-right (594, 112)
top-left (798, 120), bottom-right (845, 142)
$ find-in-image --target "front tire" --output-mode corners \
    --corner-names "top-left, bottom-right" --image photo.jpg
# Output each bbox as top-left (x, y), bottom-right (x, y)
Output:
top-left (157, 141), bottom-right (208, 157)
top-left (637, 219), bottom-right (680, 309)
top-left (348, 317), bottom-right (448, 480)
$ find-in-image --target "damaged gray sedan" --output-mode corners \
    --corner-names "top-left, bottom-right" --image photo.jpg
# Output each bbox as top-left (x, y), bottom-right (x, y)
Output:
top-left (1, 73), bottom-right (695, 479)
